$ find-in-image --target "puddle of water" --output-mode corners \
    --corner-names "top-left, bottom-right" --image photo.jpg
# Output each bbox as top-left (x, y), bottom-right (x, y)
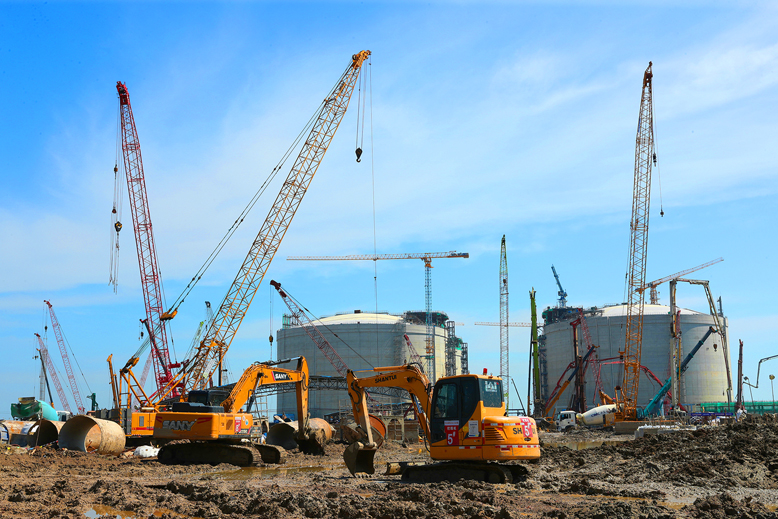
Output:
top-left (84, 504), bottom-right (203, 519)
top-left (542, 440), bottom-right (625, 451)
top-left (84, 505), bottom-right (135, 519)
top-left (213, 463), bottom-right (343, 481)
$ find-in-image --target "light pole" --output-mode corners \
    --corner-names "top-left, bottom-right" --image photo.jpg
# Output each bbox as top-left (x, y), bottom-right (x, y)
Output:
top-left (770, 374), bottom-right (775, 413)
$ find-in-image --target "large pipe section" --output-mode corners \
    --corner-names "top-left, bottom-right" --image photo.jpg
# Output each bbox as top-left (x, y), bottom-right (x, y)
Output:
top-left (58, 416), bottom-right (125, 455)
top-left (26, 420), bottom-right (65, 447)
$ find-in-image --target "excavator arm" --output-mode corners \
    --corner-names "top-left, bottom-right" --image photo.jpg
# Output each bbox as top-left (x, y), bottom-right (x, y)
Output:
top-left (344, 364), bottom-right (431, 474)
top-left (219, 356), bottom-right (317, 452)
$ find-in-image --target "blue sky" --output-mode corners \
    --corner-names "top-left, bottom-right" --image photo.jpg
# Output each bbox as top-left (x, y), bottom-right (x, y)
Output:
top-left (2, 1), bottom-right (777, 418)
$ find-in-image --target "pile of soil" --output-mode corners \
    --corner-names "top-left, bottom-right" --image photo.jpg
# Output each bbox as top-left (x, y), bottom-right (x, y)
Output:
top-left (0, 415), bottom-right (776, 518)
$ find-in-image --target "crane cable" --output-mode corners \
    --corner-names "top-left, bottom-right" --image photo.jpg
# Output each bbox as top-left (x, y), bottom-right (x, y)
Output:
top-left (366, 57), bottom-right (380, 350)
top-left (109, 108), bottom-right (124, 292)
top-left (652, 84), bottom-right (664, 218)
top-left (164, 82), bottom-right (339, 316)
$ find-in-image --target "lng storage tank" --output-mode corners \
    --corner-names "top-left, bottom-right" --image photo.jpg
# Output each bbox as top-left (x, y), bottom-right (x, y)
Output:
top-left (540, 303), bottom-right (731, 415)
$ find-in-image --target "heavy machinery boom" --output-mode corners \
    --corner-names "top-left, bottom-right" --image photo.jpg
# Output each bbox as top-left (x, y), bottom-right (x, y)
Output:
top-left (34, 333), bottom-right (71, 414)
top-left (151, 51), bottom-right (370, 402)
top-left (639, 327), bottom-right (715, 418)
top-left (618, 61), bottom-right (655, 421)
top-left (44, 300), bottom-right (85, 414)
top-left (116, 82), bottom-right (178, 396)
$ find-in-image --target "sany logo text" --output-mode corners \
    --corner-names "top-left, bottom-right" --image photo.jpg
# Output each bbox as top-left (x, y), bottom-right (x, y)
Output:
top-left (162, 420), bottom-right (196, 431)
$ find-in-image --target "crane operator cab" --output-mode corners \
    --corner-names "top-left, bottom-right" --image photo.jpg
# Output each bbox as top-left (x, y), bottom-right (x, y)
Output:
top-left (428, 373), bottom-right (540, 462)
top-left (169, 390), bottom-right (230, 413)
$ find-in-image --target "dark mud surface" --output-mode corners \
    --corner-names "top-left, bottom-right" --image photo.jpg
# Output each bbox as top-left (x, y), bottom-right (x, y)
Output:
top-left (1, 414), bottom-right (777, 518)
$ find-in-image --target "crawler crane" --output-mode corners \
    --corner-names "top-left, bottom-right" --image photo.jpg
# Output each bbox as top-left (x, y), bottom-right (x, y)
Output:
top-left (344, 364), bottom-right (539, 483)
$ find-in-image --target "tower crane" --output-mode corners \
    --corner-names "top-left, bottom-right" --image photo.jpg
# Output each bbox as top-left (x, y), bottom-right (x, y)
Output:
top-left (44, 300), bottom-right (85, 414)
top-left (34, 333), bottom-right (72, 414)
top-left (148, 50), bottom-right (372, 404)
top-left (638, 257), bottom-right (723, 304)
top-left (616, 61), bottom-right (656, 422)
top-left (551, 265), bottom-right (567, 308)
top-left (115, 81), bottom-right (180, 397)
top-left (287, 250), bottom-right (469, 381)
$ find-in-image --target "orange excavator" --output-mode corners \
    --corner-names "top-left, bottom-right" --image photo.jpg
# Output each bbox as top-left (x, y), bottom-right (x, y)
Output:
top-left (153, 356), bottom-right (321, 466)
top-left (344, 364), bottom-right (540, 483)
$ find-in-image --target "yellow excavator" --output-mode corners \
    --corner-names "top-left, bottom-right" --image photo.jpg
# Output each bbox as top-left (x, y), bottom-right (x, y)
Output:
top-left (153, 356), bottom-right (322, 466)
top-left (344, 364), bottom-right (540, 483)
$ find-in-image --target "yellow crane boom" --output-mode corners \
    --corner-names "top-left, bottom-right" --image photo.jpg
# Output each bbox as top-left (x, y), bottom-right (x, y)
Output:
top-left (150, 50), bottom-right (371, 402)
top-left (619, 61), bottom-right (655, 421)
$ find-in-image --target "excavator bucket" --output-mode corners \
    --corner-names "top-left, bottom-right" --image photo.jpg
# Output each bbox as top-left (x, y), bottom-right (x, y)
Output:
top-left (344, 441), bottom-right (377, 475)
top-left (296, 427), bottom-right (327, 455)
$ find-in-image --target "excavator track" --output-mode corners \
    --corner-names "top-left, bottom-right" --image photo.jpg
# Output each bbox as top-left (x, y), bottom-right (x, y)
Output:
top-left (400, 461), bottom-right (528, 484)
top-left (158, 441), bottom-right (261, 467)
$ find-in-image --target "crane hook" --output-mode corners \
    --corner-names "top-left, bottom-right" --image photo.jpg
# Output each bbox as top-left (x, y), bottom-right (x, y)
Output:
top-left (355, 147), bottom-right (363, 162)
top-left (114, 221), bottom-right (123, 233)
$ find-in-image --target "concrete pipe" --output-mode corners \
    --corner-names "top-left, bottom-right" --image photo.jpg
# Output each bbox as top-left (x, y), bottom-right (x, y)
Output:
top-left (267, 419), bottom-right (335, 453)
top-left (26, 420), bottom-right (65, 448)
top-left (309, 418), bottom-right (334, 442)
top-left (59, 416), bottom-right (126, 456)
top-left (1, 421), bottom-right (36, 446)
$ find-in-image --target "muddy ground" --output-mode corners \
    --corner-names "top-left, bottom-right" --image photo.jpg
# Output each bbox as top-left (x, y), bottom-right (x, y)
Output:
top-left (1, 414), bottom-right (777, 519)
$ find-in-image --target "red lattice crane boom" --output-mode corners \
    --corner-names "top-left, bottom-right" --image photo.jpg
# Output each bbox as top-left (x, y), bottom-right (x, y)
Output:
top-left (618, 61), bottom-right (656, 421)
top-left (34, 333), bottom-right (72, 414)
top-left (44, 300), bottom-right (85, 414)
top-left (116, 82), bottom-right (178, 395)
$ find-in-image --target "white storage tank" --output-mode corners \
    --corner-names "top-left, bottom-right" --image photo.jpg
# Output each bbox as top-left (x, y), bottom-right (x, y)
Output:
top-left (540, 304), bottom-right (731, 416)
top-left (276, 310), bottom-right (458, 418)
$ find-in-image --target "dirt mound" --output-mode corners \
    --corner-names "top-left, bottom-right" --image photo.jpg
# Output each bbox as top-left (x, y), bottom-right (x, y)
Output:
top-left (682, 492), bottom-right (778, 518)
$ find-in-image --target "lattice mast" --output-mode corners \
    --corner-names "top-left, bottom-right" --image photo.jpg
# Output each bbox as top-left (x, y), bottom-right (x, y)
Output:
top-left (424, 258), bottom-right (434, 378)
top-left (44, 301), bottom-right (85, 414)
top-left (116, 82), bottom-right (177, 395)
top-left (529, 289), bottom-right (542, 417)
top-left (158, 51), bottom-right (371, 398)
top-left (499, 235), bottom-right (509, 406)
top-left (619, 62), bottom-right (655, 420)
top-left (34, 333), bottom-right (72, 414)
